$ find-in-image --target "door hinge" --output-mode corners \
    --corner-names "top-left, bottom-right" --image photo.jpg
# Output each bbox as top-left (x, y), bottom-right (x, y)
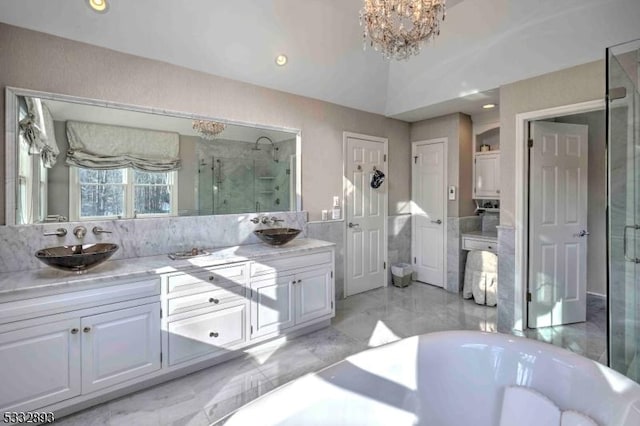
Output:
top-left (527, 292), bottom-right (532, 302)
top-left (331, 301), bottom-right (334, 309)
top-left (414, 156), bottom-right (418, 164)
top-left (160, 352), bottom-right (163, 363)
top-left (160, 309), bottom-right (163, 319)
top-left (331, 271), bottom-right (334, 278)
top-left (383, 154), bottom-right (387, 162)
top-left (383, 261), bottom-right (386, 269)
top-left (528, 139), bottom-right (533, 148)
top-left (250, 325), bottom-right (254, 335)
top-left (414, 257), bottom-right (417, 264)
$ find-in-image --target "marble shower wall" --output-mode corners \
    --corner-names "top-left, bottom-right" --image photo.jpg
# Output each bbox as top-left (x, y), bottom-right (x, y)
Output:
top-left (497, 226), bottom-right (518, 334)
top-left (446, 216), bottom-right (482, 293)
top-left (0, 211), bottom-right (308, 273)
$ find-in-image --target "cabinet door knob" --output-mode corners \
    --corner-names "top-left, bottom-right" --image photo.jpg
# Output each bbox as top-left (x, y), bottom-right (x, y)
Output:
top-left (83, 326), bottom-right (91, 333)
top-left (208, 275), bottom-right (215, 281)
top-left (209, 297), bottom-right (219, 304)
top-left (297, 279), bottom-right (302, 283)
top-left (291, 280), bottom-right (296, 285)
top-left (70, 328), bottom-right (79, 334)
top-left (209, 332), bottom-right (219, 338)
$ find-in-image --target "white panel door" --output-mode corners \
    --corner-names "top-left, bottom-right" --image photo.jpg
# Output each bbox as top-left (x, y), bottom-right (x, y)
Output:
top-left (529, 121), bottom-right (588, 328)
top-left (345, 135), bottom-right (387, 296)
top-left (81, 303), bottom-right (161, 393)
top-left (295, 267), bottom-right (333, 325)
top-left (0, 318), bottom-right (81, 412)
top-left (250, 274), bottom-right (295, 338)
top-left (412, 140), bottom-right (446, 287)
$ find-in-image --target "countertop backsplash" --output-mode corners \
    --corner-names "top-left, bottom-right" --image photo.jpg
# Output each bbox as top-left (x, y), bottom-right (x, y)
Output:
top-left (0, 211), bottom-right (308, 274)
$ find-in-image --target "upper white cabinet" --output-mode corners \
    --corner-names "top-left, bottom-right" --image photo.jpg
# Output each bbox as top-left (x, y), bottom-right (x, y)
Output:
top-left (472, 121), bottom-right (501, 200)
top-left (0, 318), bottom-right (81, 412)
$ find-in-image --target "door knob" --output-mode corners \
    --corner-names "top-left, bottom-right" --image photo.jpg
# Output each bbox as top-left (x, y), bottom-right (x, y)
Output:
top-left (209, 297), bottom-right (219, 304)
top-left (576, 230), bottom-right (590, 237)
top-left (83, 327), bottom-right (91, 333)
top-left (70, 328), bottom-right (79, 334)
top-left (348, 222), bottom-right (360, 228)
top-left (209, 332), bottom-right (219, 338)
top-left (430, 219), bottom-right (442, 225)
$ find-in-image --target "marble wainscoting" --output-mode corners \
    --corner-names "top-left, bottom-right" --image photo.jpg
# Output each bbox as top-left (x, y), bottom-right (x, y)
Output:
top-left (0, 211), bottom-right (308, 273)
top-left (446, 216), bottom-right (482, 294)
top-left (307, 220), bottom-right (345, 299)
top-left (496, 226), bottom-right (518, 334)
top-left (387, 214), bottom-right (412, 282)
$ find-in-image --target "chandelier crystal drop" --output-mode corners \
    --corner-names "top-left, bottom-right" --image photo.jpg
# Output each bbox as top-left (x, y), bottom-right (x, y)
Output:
top-left (360, 0), bottom-right (446, 60)
top-left (192, 120), bottom-right (226, 140)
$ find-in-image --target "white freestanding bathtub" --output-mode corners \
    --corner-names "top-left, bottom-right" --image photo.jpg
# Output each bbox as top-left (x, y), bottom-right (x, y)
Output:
top-left (223, 331), bottom-right (640, 426)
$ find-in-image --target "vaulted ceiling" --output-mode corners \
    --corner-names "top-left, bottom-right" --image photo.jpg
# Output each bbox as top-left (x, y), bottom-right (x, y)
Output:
top-left (1, 0), bottom-right (639, 122)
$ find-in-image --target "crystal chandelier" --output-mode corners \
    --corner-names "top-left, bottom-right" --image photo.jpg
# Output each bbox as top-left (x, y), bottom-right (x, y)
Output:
top-left (360, 0), bottom-right (446, 60)
top-left (192, 120), bottom-right (226, 140)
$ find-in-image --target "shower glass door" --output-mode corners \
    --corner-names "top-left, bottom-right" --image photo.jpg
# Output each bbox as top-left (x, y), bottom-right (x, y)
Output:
top-left (608, 39), bottom-right (640, 382)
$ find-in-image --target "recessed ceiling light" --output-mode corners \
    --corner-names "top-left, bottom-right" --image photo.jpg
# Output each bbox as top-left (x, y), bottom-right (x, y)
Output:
top-left (275, 55), bottom-right (288, 66)
top-left (87, 0), bottom-right (109, 13)
top-left (482, 103), bottom-right (496, 109)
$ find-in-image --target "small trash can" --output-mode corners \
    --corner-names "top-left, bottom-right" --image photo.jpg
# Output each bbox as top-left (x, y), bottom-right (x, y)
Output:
top-left (391, 263), bottom-right (413, 288)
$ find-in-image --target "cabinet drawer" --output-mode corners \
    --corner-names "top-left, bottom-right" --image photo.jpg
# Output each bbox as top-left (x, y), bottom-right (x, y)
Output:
top-left (0, 279), bottom-right (160, 324)
top-left (167, 302), bottom-right (247, 366)
top-left (462, 237), bottom-right (497, 253)
top-left (167, 286), bottom-right (246, 316)
top-left (166, 264), bottom-right (247, 295)
top-left (250, 251), bottom-right (332, 277)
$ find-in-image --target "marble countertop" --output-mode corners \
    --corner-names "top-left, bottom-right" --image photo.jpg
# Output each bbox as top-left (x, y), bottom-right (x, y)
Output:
top-left (0, 238), bottom-right (335, 303)
top-left (461, 230), bottom-right (498, 241)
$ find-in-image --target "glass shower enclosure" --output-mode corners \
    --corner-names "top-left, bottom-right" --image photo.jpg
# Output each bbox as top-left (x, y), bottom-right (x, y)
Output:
top-left (608, 39), bottom-right (640, 382)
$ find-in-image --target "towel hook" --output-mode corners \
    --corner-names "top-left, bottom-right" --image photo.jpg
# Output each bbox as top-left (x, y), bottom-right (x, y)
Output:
top-left (373, 165), bottom-right (377, 172)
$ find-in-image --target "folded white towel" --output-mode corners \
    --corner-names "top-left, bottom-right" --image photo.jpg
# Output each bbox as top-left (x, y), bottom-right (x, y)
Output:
top-left (499, 386), bottom-right (561, 426)
top-left (561, 410), bottom-right (598, 426)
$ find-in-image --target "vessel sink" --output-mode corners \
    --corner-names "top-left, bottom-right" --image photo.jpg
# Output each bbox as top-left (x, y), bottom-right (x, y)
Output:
top-left (35, 243), bottom-right (119, 273)
top-left (254, 228), bottom-right (301, 246)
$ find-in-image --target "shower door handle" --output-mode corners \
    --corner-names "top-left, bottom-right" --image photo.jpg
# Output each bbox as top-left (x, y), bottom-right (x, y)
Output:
top-left (624, 224), bottom-right (640, 263)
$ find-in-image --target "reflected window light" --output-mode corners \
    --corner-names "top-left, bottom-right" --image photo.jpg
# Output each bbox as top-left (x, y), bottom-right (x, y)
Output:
top-left (368, 320), bottom-right (402, 347)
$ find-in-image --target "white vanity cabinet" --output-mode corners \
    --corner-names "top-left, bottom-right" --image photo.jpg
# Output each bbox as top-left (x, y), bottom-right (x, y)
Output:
top-left (0, 279), bottom-right (161, 413)
top-left (81, 303), bottom-right (161, 393)
top-left (0, 318), bottom-right (81, 412)
top-left (249, 251), bottom-right (334, 340)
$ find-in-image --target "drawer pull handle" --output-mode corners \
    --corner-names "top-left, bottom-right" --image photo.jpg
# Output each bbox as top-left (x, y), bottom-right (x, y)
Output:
top-left (297, 279), bottom-right (302, 283)
top-left (209, 297), bottom-right (220, 304)
top-left (209, 332), bottom-right (219, 338)
top-left (488, 246), bottom-right (492, 249)
top-left (70, 328), bottom-right (79, 334)
top-left (83, 327), bottom-right (91, 333)
top-left (208, 276), bottom-right (215, 281)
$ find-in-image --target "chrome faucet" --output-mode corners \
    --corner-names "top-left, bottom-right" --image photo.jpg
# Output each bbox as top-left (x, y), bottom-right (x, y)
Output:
top-left (73, 226), bottom-right (87, 239)
top-left (270, 217), bottom-right (285, 224)
top-left (43, 228), bottom-right (67, 237)
top-left (250, 216), bottom-right (262, 224)
top-left (92, 226), bottom-right (112, 235)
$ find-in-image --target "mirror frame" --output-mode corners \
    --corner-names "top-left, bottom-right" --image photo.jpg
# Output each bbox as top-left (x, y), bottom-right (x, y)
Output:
top-left (4, 86), bottom-right (302, 226)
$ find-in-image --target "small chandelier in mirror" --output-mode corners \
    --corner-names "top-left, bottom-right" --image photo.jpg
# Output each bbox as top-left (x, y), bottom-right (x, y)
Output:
top-left (360, 0), bottom-right (446, 61)
top-left (192, 120), bottom-right (226, 140)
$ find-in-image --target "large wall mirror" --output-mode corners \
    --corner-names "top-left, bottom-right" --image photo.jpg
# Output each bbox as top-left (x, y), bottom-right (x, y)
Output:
top-left (5, 88), bottom-right (301, 225)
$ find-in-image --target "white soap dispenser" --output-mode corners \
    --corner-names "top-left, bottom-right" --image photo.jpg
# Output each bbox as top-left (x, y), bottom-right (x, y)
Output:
top-left (331, 196), bottom-right (341, 220)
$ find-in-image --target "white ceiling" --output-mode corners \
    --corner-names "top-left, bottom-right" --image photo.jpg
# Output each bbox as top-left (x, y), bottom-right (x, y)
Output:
top-left (1, 0), bottom-right (639, 122)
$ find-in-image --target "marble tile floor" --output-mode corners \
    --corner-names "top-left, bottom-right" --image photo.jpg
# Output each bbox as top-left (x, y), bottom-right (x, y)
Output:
top-left (56, 282), bottom-right (606, 426)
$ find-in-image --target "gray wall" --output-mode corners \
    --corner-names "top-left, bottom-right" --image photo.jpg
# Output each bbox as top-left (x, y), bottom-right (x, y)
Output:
top-left (0, 23), bottom-right (411, 225)
top-left (555, 111), bottom-right (607, 296)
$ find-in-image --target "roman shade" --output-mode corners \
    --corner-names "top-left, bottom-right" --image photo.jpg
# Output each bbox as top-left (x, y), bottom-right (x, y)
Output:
top-left (65, 121), bottom-right (181, 171)
top-left (18, 97), bottom-right (60, 168)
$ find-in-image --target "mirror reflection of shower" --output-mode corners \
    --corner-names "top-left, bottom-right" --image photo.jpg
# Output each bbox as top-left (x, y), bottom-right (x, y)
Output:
top-left (253, 136), bottom-right (279, 163)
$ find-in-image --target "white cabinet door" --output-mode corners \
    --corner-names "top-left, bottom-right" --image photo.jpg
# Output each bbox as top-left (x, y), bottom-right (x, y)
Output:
top-left (81, 303), bottom-right (161, 393)
top-left (295, 267), bottom-right (333, 325)
top-left (0, 318), bottom-right (81, 412)
top-left (474, 152), bottom-right (500, 199)
top-left (168, 302), bottom-right (247, 366)
top-left (250, 275), bottom-right (295, 339)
